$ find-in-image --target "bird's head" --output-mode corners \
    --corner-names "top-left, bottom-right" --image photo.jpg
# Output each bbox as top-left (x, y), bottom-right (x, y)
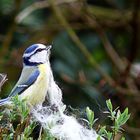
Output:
top-left (23, 44), bottom-right (51, 66)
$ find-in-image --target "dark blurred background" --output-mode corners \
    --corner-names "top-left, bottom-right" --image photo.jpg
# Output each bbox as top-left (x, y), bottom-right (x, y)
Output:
top-left (0, 0), bottom-right (140, 139)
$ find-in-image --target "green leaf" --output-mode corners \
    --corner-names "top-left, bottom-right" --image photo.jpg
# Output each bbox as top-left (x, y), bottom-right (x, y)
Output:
top-left (117, 108), bottom-right (130, 126)
top-left (86, 107), bottom-right (94, 129)
top-left (98, 126), bottom-right (107, 136)
top-left (86, 107), bottom-right (94, 121)
top-left (107, 132), bottom-right (113, 140)
top-left (121, 136), bottom-right (125, 140)
top-left (97, 136), bottom-right (101, 140)
top-left (24, 121), bottom-right (36, 138)
top-left (106, 99), bottom-right (113, 112)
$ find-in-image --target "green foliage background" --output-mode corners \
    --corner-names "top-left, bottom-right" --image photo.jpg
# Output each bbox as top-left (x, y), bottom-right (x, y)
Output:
top-left (0, 0), bottom-right (139, 139)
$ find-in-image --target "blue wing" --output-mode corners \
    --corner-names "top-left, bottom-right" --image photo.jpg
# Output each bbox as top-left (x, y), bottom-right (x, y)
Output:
top-left (0, 97), bottom-right (10, 106)
top-left (8, 68), bottom-right (40, 97)
top-left (0, 68), bottom-right (40, 106)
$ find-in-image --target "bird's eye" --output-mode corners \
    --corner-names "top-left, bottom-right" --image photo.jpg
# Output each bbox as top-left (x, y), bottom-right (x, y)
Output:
top-left (33, 48), bottom-right (46, 55)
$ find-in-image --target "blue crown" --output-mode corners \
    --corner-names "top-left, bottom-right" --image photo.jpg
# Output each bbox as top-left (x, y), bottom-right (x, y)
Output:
top-left (24, 44), bottom-right (39, 54)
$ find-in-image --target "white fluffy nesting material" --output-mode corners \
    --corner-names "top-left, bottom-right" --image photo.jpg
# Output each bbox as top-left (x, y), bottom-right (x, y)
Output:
top-left (32, 105), bottom-right (101, 140)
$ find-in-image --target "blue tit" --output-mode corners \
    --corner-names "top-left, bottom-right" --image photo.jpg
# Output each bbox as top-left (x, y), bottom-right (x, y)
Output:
top-left (0, 44), bottom-right (52, 106)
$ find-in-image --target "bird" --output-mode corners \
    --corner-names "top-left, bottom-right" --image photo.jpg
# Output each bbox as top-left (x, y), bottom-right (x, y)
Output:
top-left (0, 44), bottom-right (52, 107)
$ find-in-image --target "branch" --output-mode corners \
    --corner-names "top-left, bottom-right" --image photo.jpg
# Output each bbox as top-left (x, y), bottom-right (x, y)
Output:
top-left (15, 0), bottom-right (139, 28)
top-left (128, 0), bottom-right (140, 63)
top-left (46, 0), bottom-right (140, 97)
top-left (87, 5), bottom-right (132, 22)
top-left (15, 0), bottom-right (78, 23)
top-left (48, 0), bottom-right (115, 86)
top-left (124, 0), bottom-right (140, 79)
top-left (84, 9), bottom-right (140, 94)
top-left (124, 125), bottom-right (140, 135)
top-left (83, 11), bottom-right (126, 73)
top-left (0, 73), bottom-right (8, 92)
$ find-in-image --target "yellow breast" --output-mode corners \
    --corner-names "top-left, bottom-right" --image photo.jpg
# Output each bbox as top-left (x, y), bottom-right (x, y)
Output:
top-left (20, 64), bottom-right (49, 106)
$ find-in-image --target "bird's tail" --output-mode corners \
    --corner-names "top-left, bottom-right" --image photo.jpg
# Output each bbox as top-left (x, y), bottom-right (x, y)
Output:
top-left (0, 97), bottom-right (10, 106)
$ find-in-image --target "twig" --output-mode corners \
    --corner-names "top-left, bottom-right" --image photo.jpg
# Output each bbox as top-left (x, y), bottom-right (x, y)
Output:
top-left (0, 73), bottom-right (8, 92)
top-left (115, 86), bottom-right (140, 97)
top-left (123, 125), bottom-right (140, 135)
top-left (83, 8), bottom-right (139, 93)
top-left (124, 0), bottom-right (140, 79)
top-left (15, 0), bottom-right (78, 23)
top-left (128, 0), bottom-right (140, 63)
top-left (48, 0), bottom-right (140, 97)
top-left (38, 126), bottom-right (43, 140)
top-left (83, 12), bottom-right (125, 72)
top-left (87, 5), bottom-right (132, 23)
top-left (15, 0), bottom-right (135, 26)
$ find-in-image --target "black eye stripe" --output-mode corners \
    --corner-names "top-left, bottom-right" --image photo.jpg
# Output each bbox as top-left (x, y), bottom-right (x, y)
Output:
top-left (24, 48), bottom-right (46, 59)
top-left (33, 48), bottom-right (46, 54)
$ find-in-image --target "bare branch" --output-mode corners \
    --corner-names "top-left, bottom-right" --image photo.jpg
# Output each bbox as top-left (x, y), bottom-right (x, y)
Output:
top-left (15, 0), bottom-right (78, 23)
top-left (0, 73), bottom-right (8, 92)
top-left (48, 0), bottom-right (115, 86)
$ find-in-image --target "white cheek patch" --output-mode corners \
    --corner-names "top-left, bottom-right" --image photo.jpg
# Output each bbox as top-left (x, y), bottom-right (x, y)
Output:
top-left (29, 51), bottom-right (47, 63)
